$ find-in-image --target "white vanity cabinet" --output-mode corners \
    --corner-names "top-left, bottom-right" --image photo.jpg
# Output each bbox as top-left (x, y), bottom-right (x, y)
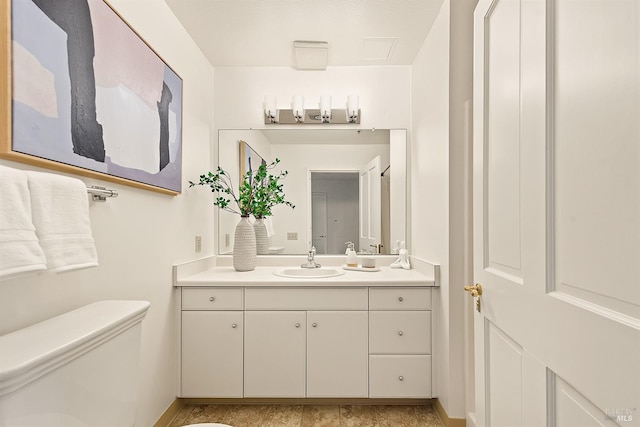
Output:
top-left (243, 287), bottom-right (369, 398)
top-left (179, 284), bottom-right (433, 399)
top-left (181, 288), bottom-right (244, 397)
top-left (368, 287), bottom-right (432, 398)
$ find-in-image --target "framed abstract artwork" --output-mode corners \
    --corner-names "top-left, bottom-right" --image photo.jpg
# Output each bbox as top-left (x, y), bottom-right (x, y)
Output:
top-left (239, 140), bottom-right (266, 181)
top-left (1, 0), bottom-right (183, 194)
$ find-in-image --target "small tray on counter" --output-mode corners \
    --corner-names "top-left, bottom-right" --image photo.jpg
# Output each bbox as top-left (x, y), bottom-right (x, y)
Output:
top-left (342, 265), bottom-right (380, 272)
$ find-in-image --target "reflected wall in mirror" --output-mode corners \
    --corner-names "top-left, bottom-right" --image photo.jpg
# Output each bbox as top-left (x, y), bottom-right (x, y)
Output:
top-left (218, 129), bottom-right (407, 255)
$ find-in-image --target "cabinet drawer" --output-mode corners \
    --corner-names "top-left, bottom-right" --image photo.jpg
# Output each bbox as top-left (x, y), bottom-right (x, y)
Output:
top-left (369, 287), bottom-right (431, 310)
top-left (245, 287), bottom-right (367, 310)
top-left (182, 288), bottom-right (243, 310)
top-left (369, 311), bottom-right (431, 354)
top-left (369, 355), bottom-right (431, 398)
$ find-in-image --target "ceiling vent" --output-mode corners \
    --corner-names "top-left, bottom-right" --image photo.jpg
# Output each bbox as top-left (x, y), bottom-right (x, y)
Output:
top-left (361, 37), bottom-right (398, 61)
top-left (293, 40), bottom-right (329, 70)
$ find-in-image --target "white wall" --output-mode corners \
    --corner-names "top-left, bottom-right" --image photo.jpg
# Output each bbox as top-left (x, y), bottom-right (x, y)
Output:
top-left (213, 66), bottom-right (410, 138)
top-left (411, 0), bottom-right (452, 415)
top-left (411, 0), bottom-right (476, 420)
top-left (0, 1), bottom-right (215, 425)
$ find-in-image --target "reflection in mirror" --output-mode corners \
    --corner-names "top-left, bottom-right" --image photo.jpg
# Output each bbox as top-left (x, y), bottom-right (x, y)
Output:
top-left (218, 129), bottom-right (406, 255)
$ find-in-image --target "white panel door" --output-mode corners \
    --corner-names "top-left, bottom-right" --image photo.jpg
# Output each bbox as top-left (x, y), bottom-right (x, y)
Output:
top-left (306, 311), bottom-right (368, 397)
top-left (473, 1), bottom-right (639, 426)
top-left (359, 156), bottom-right (382, 253)
top-left (244, 311), bottom-right (306, 397)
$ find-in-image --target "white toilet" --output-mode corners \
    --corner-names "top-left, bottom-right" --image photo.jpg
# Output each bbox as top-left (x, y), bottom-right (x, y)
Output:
top-left (0, 300), bottom-right (233, 427)
top-left (0, 300), bottom-right (150, 426)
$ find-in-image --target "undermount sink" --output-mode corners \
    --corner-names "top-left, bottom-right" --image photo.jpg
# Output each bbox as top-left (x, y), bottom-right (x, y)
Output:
top-left (273, 267), bottom-right (346, 279)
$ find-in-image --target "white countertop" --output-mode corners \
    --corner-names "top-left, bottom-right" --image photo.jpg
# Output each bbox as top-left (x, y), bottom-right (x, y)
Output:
top-left (176, 265), bottom-right (435, 287)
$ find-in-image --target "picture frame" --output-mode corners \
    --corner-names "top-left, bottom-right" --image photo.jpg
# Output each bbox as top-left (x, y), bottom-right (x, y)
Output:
top-left (239, 140), bottom-right (266, 181)
top-left (1, 0), bottom-right (183, 195)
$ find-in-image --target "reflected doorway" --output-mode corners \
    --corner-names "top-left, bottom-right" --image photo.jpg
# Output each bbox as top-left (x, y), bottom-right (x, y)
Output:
top-left (310, 172), bottom-right (359, 254)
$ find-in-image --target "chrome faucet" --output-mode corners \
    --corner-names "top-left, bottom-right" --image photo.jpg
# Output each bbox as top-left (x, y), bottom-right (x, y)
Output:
top-left (301, 246), bottom-right (321, 268)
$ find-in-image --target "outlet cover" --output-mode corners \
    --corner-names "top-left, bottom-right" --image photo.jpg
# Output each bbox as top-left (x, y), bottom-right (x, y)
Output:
top-left (195, 235), bottom-right (202, 252)
top-left (287, 232), bottom-right (298, 240)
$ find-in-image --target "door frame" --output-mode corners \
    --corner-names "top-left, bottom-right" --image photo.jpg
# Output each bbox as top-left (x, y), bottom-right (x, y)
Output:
top-left (311, 191), bottom-right (328, 254)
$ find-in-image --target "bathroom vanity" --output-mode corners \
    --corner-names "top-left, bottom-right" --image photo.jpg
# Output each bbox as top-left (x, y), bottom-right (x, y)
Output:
top-left (174, 258), bottom-right (437, 400)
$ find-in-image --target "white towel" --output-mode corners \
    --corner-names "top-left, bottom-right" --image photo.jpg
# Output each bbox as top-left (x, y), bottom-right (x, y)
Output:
top-left (264, 216), bottom-right (275, 238)
top-left (26, 171), bottom-right (99, 273)
top-left (0, 166), bottom-right (47, 281)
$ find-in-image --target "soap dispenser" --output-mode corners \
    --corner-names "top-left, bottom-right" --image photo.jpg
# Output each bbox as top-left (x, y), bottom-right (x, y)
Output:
top-left (345, 241), bottom-right (358, 267)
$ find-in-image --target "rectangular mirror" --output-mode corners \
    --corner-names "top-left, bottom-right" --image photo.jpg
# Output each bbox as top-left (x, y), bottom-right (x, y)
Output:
top-left (218, 129), bottom-right (407, 255)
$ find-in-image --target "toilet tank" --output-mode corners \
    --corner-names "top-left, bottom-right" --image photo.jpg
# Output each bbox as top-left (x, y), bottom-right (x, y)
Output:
top-left (0, 300), bottom-right (150, 427)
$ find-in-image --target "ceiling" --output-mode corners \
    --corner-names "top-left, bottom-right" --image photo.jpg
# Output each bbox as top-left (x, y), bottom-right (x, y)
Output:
top-left (164, 0), bottom-right (444, 68)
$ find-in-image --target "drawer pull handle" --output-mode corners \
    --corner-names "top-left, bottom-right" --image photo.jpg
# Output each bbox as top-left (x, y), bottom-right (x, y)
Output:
top-left (399, 376), bottom-right (404, 381)
top-left (398, 297), bottom-right (404, 302)
top-left (398, 331), bottom-right (404, 336)
top-left (232, 323), bottom-right (237, 328)
top-left (312, 323), bottom-right (318, 328)
top-left (295, 323), bottom-right (301, 328)
top-left (209, 297), bottom-right (215, 302)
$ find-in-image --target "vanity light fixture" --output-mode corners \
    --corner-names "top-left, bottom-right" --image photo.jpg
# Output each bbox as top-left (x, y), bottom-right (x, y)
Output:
top-left (320, 95), bottom-right (331, 123)
top-left (263, 95), bottom-right (360, 125)
top-left (292, 95), bottom-right (304, 123)
top-left (264, 96), bottom-right (277, 123)
top-left (347, 94), bottom-right (359, 123)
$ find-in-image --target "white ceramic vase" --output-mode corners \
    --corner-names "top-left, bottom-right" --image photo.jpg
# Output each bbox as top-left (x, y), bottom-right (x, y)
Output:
top-left (233, 216), bottom-right (256, 271)
top-left (253, 217), bottom-right (269, 255)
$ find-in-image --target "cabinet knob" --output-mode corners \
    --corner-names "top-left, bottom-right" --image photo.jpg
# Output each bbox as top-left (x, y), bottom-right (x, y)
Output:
top-left (399, 376), bottom-right (404, 381)
top-left (398, 331), bottom-right (404, 336)
top-left (312, 323), bottom-right (318, 328)
top-left (209, 297), bottom-right (215, 302)
top-left (398, 296), bottom-right (404, 302)
top-left (295, 323), bottom-right (301, 328)
top-left (232, 323), bottom-right (237, 328)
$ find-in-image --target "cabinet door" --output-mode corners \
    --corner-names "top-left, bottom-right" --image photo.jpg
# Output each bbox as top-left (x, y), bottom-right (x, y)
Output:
top-left (244, 311), bottom-right (306, 397)
top-left (181, 311), bottom-right (243, 397)
top-left (307, 311), bottom-right (369, 397)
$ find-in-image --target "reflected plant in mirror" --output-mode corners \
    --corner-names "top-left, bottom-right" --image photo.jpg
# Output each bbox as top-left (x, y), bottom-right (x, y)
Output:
top-left (251, 159), bottom-right (295, 219)
top-left (251, 159), bottom-right (295, 255)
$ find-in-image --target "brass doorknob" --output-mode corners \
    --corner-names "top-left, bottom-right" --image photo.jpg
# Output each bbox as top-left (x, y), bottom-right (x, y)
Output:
top-left (464, 284), bottom-right (483, 298)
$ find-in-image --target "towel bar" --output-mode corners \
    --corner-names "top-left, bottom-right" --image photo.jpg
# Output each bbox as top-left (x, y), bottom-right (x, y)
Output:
top-left (87, 186), bottom-right (118, 202)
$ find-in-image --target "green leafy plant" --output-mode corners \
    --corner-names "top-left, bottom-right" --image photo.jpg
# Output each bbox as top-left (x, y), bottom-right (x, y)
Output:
top-left (189, 158), bottom-right (294, 217)
top-left (251, 158), bottom-right (295, 218)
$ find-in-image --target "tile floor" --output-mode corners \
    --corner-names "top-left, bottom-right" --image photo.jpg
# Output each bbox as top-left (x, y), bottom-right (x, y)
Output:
top-left (169, 404), bottom-right (444, 427)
